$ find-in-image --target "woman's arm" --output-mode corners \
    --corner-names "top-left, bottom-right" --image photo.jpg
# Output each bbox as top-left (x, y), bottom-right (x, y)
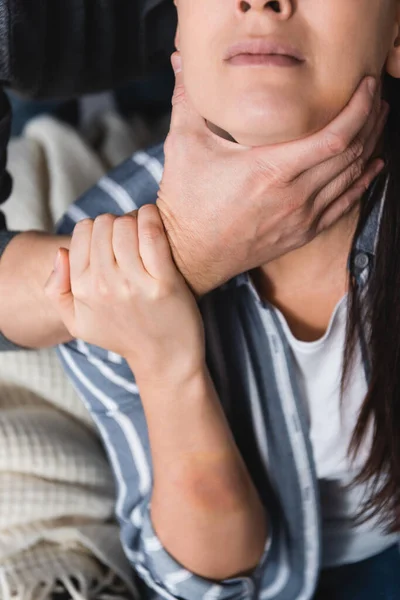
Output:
top-left (137, 365), bottom-right (267, 581)
top-left (47, 204), bottom-right (267, 582)
top-left (57, 336), bottom-right (272, 600)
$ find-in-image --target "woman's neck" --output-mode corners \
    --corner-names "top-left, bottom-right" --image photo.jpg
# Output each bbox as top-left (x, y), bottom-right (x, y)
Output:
top-left (259, 203), bottom-right (359, 294)
top-left (251, 205), bottom-right (360, 341)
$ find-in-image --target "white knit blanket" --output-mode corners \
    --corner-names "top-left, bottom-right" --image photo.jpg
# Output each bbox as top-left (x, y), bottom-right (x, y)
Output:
top-left (0, 110), bottom-right (168, 599)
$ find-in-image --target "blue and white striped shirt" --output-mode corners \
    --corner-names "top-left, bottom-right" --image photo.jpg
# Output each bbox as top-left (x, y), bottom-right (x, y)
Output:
top-left (56, 144), bottom-right (384, 600)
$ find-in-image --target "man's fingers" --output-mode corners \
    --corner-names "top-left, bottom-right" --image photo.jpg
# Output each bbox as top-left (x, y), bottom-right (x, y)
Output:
top-left (44, 248), bottom-right (75, 331)
top-left (358, 100), bottom-right (389, 163)
top-left (171, 52), bottom-right (182, 76)
top-left (266, 76), bottom-right (378, 179)
top-left (354, 83), bottom-right (383, 152)
top-left (303, 98), bottom-right (388, 196)
top-left (137, 204), bottom-right (177, 281)
top-left (170, 51), bottom-right (206, 133)
top-left (315, 158), bottom-right (385, 234)
top-left (314, 155), bottom-right (385, 216)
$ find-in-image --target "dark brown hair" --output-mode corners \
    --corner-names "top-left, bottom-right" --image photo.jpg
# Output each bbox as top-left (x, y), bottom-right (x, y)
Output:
top-left (343, 72), bottom-right (400, 531)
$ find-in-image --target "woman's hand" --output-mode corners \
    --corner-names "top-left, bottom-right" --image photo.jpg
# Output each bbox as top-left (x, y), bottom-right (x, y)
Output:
top-left (45, 205), bottom-right (205, 383)
top-left (157, 53), bottom-right (387, 297)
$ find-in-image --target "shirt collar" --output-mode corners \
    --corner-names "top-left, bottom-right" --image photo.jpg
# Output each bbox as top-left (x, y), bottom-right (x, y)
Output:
top-left (354, 175), bottom-right (388, 257)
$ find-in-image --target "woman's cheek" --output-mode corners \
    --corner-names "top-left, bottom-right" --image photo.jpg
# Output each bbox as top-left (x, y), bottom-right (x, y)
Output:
top-left (184, 67), bottom-right (223, 122)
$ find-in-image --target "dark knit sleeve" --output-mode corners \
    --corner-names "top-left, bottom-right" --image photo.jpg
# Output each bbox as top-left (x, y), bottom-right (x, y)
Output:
top-left (2, 0), bottom-right (176, 98)
top-left (0, 85), bottom-right (13, 233)
top-left (0, 90), bottom-right (12, 207)
top-left (0, 86), bottom-right (14, 244)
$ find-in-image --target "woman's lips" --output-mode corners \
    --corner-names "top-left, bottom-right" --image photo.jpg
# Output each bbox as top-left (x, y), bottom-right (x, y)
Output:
top-left (228, 53), bottom-right (302, 67)
top-left (224, 39), bottom-right (305, 67)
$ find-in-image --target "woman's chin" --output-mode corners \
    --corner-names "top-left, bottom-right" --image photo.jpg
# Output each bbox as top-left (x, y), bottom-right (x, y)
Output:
top-left (229, 124), bottom-right (309, 147)
top-left (213, 109), bottom-right (317, 147)
top-left (204, 98), bottom-right (330, 147)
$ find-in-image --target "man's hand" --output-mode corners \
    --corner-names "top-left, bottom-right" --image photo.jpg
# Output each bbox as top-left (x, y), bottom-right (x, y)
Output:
top-left (157, 53), bottom-right (387, 297)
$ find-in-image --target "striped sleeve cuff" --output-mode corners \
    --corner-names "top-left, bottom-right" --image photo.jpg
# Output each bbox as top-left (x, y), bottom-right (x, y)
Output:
top-left (138, 504), bottom-right (264, 600)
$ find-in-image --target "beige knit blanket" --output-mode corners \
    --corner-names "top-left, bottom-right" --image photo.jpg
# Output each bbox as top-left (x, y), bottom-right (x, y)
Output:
top-left (0, 110), bottom-right (168, 599)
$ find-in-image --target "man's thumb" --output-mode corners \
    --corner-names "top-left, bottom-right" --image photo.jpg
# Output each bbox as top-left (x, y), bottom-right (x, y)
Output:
top-left (170, 52), bottom-right (205, 132)
top-left (171, 52), bottom-right (182, 77)
top-left (44, 248), bottom-right (75, 330)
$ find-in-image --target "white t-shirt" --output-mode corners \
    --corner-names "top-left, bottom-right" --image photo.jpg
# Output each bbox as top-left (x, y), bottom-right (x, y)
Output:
top-left (273, 295), bottom-right (398, 567)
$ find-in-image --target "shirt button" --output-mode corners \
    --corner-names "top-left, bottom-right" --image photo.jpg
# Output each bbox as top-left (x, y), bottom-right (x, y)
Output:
top-left (354, 252), bottom-right (369, 270)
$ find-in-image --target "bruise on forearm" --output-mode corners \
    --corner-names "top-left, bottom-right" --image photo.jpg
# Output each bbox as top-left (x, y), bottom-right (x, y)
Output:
top-left (137, 367), bottom-right (268, 581)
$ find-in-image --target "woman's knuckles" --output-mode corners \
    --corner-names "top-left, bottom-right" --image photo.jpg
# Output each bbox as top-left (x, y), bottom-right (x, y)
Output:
top-left (140, 223), bottom-right (164, 243)
top-left (71, 271), bottom-right (175, 306)
top-left (71, 274), bottom-right (120, 302)
top-left (149, 279), bottom-right (178, 302)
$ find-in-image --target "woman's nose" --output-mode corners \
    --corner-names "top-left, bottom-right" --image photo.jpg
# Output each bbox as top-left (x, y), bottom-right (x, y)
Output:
top-left (237, 0), bottom-right (294, 18)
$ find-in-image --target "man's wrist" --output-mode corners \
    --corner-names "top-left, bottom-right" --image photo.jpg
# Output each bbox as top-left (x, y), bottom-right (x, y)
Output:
top-left (157, 201), bottom-right (215, 297)
top-left (0, 231), bottom-right (72, 348)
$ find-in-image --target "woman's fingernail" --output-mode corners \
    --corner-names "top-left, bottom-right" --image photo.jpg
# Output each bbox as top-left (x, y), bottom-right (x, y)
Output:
top-left (171, 53), bottom-right (182, 74)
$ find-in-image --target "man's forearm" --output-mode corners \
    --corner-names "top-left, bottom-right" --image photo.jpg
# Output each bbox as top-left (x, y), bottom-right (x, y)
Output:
top-left (0, 231), bottom-right (72, 348)
top-left (135, 366), bottom-right (268, 581)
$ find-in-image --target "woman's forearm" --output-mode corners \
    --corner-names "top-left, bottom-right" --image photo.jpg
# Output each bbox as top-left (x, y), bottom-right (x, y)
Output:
top-left (135, 365), bottom-right (268, 581)
top-left (0, 231), bottom-right (72, 348)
